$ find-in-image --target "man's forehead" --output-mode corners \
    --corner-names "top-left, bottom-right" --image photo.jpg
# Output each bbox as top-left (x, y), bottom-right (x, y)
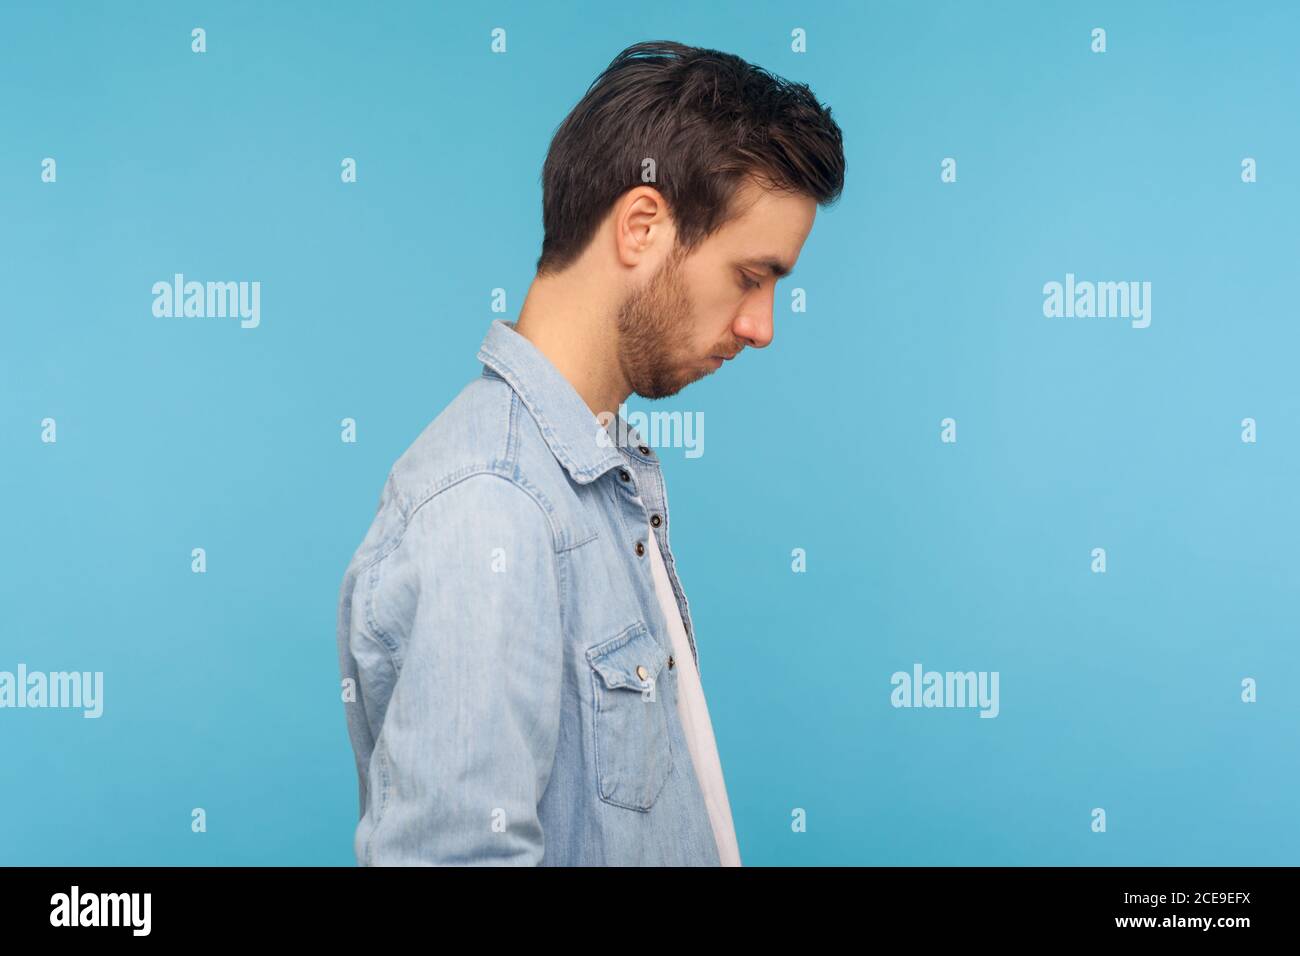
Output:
top-left (714, 186), bottom-right (814, 265)
top-left (727, 177), bottom-right (797, 218)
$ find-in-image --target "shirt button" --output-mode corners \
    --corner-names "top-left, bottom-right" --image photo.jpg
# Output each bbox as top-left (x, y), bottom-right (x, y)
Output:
top-left (650, 514), bottom-right (662, 528)
top-left (619, 469), bottom-right (630, 482)
top-left (636, 665), bottom-right (648, 681)
top-left (667, 656), bottom-right (675, 669)
top-left (638, 444), bottom-right (651, 456)
top-left (635, 541), bottom-right (645, 557)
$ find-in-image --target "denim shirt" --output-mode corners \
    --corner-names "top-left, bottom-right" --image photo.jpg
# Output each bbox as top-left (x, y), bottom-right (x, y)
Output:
top-left (336, 319), bottom-right (724, 865)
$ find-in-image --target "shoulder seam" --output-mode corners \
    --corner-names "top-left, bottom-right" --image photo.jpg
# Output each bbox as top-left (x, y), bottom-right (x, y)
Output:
top-left (404, 468), bottom-right (563, 557)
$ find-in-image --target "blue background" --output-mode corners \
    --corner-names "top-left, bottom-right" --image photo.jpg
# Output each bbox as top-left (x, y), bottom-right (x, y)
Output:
top-left (2, 0), bottom-right (1296, 865)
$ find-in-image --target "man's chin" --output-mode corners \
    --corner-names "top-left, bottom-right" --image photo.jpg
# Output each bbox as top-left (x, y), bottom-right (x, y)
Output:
top-left (630, 359), bottom-right (717, 400)
top-left (634, 376), bottom-right (693, 400)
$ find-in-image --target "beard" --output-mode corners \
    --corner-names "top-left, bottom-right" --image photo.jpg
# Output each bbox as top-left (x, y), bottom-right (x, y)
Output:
top-left (615, 246), bottom-right (731, 400)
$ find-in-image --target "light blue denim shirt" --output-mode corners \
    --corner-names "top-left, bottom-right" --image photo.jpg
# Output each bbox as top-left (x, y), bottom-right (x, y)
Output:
top-left (336, 319), bottom-right (724, 865)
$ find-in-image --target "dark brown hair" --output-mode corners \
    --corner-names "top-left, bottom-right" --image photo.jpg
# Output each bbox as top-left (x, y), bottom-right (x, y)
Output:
top-left (535, 40), bottom-right (846, 276)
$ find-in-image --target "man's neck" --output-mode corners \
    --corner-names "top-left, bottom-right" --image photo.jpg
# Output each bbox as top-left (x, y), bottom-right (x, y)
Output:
top-left (514, 271), bottom-right (631, 419)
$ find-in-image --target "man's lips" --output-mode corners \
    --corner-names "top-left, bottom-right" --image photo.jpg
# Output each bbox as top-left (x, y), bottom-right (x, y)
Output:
top-left (705, 349), bottom-right (742, 370)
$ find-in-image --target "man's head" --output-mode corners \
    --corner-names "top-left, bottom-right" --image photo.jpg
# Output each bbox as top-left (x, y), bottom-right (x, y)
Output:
top-left (536, 41), bottom-right (846, 399)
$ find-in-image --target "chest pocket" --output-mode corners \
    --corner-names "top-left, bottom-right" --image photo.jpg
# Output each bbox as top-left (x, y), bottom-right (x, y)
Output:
top-left (586, 622), bottom-right (674, 811)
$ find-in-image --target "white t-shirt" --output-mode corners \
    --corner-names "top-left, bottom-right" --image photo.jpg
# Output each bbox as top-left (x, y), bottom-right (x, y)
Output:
top-left (641, 512), bottom-right (742, 866)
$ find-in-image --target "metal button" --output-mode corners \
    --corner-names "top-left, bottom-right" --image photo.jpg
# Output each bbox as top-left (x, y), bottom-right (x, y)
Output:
top-left (634, 541), bottom-right (645, 557)
top-left (650, 514), bottom-right (662, 528)
top-left (619, 469), bottom-right (630, 482)
top-left (636, 664), bottom-right (648, 681)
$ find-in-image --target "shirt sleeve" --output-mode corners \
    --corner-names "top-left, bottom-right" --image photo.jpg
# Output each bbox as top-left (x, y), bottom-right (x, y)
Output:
top-left (357, 473), bottom-right (564, 865)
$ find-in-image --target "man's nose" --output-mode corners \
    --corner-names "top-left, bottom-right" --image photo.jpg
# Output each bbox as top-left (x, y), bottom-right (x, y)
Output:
top-left (734, 300), bottom-right (774, 349)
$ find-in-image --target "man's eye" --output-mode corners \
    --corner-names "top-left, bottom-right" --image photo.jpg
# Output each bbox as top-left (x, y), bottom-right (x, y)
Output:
top-left (738, 271), bottom-right (760, 290)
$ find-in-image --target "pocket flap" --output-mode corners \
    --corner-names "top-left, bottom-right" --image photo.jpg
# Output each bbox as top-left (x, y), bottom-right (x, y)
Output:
top-left (586, 622), bottom-right (667, 691)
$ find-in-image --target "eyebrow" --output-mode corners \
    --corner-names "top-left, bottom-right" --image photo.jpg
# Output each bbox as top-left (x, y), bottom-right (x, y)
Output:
top-left (737, 256), bottom-right (793, 279)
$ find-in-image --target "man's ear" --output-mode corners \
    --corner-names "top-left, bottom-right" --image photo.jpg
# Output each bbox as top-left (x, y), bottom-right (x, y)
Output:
top-left (614, 186), bottom-right (673, 269)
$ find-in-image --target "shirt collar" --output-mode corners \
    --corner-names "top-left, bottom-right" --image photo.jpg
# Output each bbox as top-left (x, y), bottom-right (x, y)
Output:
top-left (477, 319), bottom-right (652, 484)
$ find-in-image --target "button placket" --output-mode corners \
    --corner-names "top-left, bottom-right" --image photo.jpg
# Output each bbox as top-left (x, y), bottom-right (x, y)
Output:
top-left (619, 450), bottom-right (664, 538)
top-left (638, 466), bottom-right (697, 674)
top-left (612, 450), bottom-right (697, 673)
top-left (621, 460), bottom-right (666, 564)
top-left (611, 460), bottom-right (648, 560)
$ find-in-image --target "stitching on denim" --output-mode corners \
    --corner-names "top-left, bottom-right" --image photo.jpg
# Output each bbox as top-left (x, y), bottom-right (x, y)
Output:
top-left (479, 339), bottom-right (623, 483)
top-left (361, 559), bottom-right (402, 667)
top-left (587, 623), bottom-right (673, 811)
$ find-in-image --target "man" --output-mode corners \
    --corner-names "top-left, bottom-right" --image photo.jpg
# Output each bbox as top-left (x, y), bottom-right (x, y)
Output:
top-left (336, 40), bottom-right (845, 865)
